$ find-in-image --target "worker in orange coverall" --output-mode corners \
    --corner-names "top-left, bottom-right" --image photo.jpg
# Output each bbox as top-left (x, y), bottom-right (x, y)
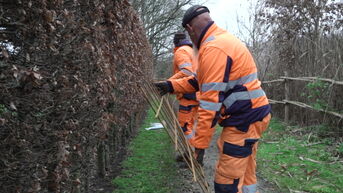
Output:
top-left (154, 5), bottom-right (271, 193)
top-left (169, 32), bottom-right (199, 147)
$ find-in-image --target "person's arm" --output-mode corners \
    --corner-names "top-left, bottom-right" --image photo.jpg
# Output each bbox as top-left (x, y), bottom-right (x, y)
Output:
top-left (168, 69), bottom-right (192, 80)
top-left (154, 75), bottom-right (198, 96)
top-left (169, 75), bottom-right (199, 94)
top-left (193, 47), bottom-right (229, 149)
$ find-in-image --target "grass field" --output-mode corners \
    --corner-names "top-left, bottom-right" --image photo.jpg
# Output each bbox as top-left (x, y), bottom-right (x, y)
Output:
top-left (112, 109), bottom-right (181, 193)
top-left (112, 109), bottom-right (343, 193)
top-left (257, 119), bottom-right (343, 193)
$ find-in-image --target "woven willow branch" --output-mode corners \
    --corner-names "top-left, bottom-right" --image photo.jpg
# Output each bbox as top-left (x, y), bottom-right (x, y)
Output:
top-left (140, 81), bottom-right (210, 193)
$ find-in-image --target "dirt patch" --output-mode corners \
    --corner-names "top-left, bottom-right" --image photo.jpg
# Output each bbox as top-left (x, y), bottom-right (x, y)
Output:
top-left (177, 131), bottom-right (281, 193)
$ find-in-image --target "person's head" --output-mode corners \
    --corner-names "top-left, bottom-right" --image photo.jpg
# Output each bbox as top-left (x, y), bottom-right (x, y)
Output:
top-left (182, 5), bottom-right (212, 46)
top-left (173, 32), bottom-right (187, 47)
top-left (173, 31), bottom-right (193, 48)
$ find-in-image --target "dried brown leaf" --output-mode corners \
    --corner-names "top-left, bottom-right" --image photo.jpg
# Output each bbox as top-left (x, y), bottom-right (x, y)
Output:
top-left (0, 118), bottom-right (6, 126)
top-left (2, 49), bottom-right (9, 59)
top-left (44, 10), bottom-right (54, 23)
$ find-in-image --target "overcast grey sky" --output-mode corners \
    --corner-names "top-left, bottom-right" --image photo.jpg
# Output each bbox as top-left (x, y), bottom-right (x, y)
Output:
top-left (205, 0), bottom-right (254, 39)
top-left (200, 0), bottom-right (342, 40)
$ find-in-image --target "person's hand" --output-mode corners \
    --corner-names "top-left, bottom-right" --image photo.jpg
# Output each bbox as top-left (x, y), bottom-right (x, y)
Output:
top-left (194, 148), bottom-right (205, 166)
top-left (154, 81), bottom-right (171, 96)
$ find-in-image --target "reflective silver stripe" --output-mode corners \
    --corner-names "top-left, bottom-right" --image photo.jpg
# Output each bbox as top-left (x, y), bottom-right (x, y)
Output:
top-left (201, 73), bottom-right (258, 92)
top-left (223, 89), bottom-right (266, 108)
top-left (179, 62), bottom-right (192, 69)
top-left (186, 130), bottom-right (195, 139)
top-left (200, 100), bottom-right (222, 111)
top-left (242, 184), bottom-right (257, 193)
top-left (203, 36), bottom-right (215, 44)
top-left (227, 72), bottom-right (258, 90)
top-left (201, 82), bottom-right (226, 92)
top-left (202, 82), bottom-right (227, 92)
top-left (181, 69), bottom-right (193, 76)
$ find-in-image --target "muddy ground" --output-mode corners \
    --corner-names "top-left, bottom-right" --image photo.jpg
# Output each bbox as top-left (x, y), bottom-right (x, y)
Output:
top-left (176, 132), bottom-right (281, 193)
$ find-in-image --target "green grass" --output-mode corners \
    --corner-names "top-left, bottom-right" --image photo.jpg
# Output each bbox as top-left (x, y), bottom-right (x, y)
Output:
top-left (257, 119), bottom-right (343, 193)
top-left (0, 104), bottom-right (8, 115)
top-left (112, 109), bottom-right (181, 193)
top-left (0, 103), bottom-right (17, 117)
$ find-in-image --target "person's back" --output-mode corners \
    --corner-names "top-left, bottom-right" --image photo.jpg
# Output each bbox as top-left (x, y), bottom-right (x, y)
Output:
top-left (154, 5), bottom-right (271, 193)
top-left (172, 45), bottom-right (194, 77)
top-left (197, 23), bottom-right (270, 132)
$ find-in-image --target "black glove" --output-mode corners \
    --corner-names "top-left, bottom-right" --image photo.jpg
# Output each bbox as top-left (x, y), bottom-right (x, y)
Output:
top-left (195, 148), bottom-right (205, 166)
top-left (154, 81), bottom-right (172, 96)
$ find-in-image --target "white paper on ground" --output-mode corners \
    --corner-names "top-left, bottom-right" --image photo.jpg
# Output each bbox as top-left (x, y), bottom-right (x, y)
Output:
top-left (145, 123), bottom-right (164, 130)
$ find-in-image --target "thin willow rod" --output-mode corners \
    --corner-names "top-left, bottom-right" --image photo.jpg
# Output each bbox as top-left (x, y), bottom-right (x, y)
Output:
top-left (141, 86), bottom-right (187, 149)
top-left (160, 98), bottom-right (198, 180)
top-left (162, 96), bottom-right (195, 153)
top-left (144, 94), bottom-right (195, 173)
top-left (164, 95), bottom-right (191, 145)
top-left (157, 101), bottom-right (205, 184)
top-left (154, 95), bottom-right (165, 118)
top-left (160, 93), bottom-right (209, 191)
top-left (162, 94), bottom-right (197, 163)
top-left (144, 83), bottom-right (204, 168)
top-left (161, 109), bottom-right (208, 190)
top-left (141, 88), bottom-right (187, 155)
top-left (141, 82), bottom-right (210, 192)
top-left (143, 87), bottom-right (181, 139)
top-left (146, 83), bottom-right (179, 123)
top-left (173, 119), bottom-right (178, 151)
top-left (157, 106), bottom-right (191, 157)
top-left (144, 86), bottom-right (199, 173)
top-left (142, 88), bottom-right (191, 157)
top-left (143, 84), bottom-right (190, 151)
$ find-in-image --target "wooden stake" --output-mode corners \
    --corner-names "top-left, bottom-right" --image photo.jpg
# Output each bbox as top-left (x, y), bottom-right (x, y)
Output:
top-left (284, 71), bottom-right (290, 123)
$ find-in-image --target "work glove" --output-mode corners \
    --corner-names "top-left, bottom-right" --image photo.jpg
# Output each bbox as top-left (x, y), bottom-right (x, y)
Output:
top-left (154, 81), bottom-right (172, 96)
top-left (194, 148), bottom-right (205, 166)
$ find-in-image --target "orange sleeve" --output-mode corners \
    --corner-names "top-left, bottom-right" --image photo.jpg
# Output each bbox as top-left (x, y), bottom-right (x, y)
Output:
top-left (193, 47), bottom-right (228, 149)
top-left (169, 75), bottom-right (199, 94)
top-left (168, 70), bottom-right (189, 80)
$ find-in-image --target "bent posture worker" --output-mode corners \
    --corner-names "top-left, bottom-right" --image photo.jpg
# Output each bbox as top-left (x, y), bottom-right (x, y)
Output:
top-left (169, 32), bottom-right (199, 147)
top-left (155, 5), bottom-right (271, 193)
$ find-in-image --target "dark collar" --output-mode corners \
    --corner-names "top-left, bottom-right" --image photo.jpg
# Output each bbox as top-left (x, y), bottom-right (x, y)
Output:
top-left (196, 21), bottom-right (214, 49)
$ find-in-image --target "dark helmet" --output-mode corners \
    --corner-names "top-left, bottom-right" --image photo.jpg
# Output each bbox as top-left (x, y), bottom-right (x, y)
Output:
top-left (173, 32), bottom-right (187, 45)
top-left (173, 32), bottom-right (192, 47)
top-left (182, 5), bottom-right (210, 28)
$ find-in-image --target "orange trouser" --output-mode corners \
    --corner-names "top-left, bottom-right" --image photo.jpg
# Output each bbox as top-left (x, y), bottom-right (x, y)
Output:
top-left (214, 114), bottom-right (271, 193)
top-left (178, 101), bottom-right (198, 146)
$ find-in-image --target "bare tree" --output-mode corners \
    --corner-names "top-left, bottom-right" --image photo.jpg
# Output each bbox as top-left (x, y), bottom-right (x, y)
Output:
top-left (251, 0), bottom-right (343, 128)
top-left (257, 0), bottom-right (342, 76)
top-left (130, 0), bottom-right (193, 60)
top-left (235, 0), bottom-right (273, 80)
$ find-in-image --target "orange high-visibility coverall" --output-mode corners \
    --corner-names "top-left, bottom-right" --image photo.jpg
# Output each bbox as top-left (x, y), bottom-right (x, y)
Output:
top-left (168, 44), bottom-right (199, 145)
top-left (167, 22), bottom-right (271, 193)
